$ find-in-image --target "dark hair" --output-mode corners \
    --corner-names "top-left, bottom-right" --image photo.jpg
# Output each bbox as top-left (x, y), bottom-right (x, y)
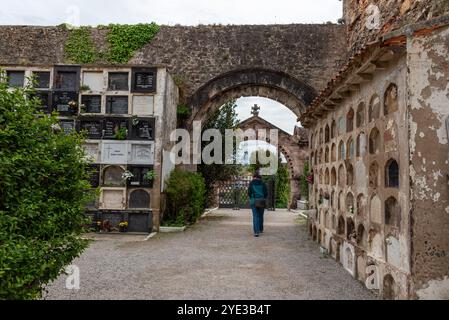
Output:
top-left (253, 171), bottom-right (262, 179)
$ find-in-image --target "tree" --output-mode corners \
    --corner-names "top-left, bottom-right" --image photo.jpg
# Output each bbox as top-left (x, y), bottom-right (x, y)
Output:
top-left (198, 99), bottom-right (242, 206)
top-left (0, 73), bottom-right (93, 299)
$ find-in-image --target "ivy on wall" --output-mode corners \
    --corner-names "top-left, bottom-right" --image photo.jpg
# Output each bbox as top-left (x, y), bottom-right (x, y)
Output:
top-left (64, 27), bottom-right (98, 64)
top-left (105, 23), bottom-right (160, 63)
top-left (63, 23), bottom-right (160, 64)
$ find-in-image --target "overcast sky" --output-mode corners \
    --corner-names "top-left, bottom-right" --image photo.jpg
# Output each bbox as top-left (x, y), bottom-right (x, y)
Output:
top-left (0, 0), bottom-right (342, 133)
top-left (0, 0), bottom-right (342, 26)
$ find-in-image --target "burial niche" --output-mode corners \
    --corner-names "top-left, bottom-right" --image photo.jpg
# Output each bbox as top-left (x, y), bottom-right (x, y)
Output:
top-left (356, 132), bottom-right (366, 158)
top-left (369, 161), bottom-right (379, 189)
top-left (325, 168), bottom-right (330, 185)
top-left (383, 274), bottom-right (398, 300)
top-left (337, 216), bottom-right (345, 235)
top-left (346, 218), bottom-right (355, 240)
top-left (339, 140), bottom-right (345, 160)
top-left (347, 164), bottom-right (354, 186)
top-left (356, 102), bottom-right (365, 128)
top-left (331, 167), bottom-right (337, 186)
top-left (357, 224), bottom-right (367, 248)
top-left (384, 83), bottom-right (399, 115)
top-left (325, 124), bottom-right (330, 143)
top-left (385, 159), bottom-right (399, 188)
top-left (7, 70), bottom-right (25, 87)
top-left (129, 189), bottom-right (151, 209)
top-left (346, 108), bottom-right (354, 133)
top-left (331, 143), bottom-right (337, 162)
top-left (338, 164), bottom-right (346, 187)
top-left (347, 138), bottom-right (355, 159)
top-left (357, 194), bottom-right (365, 216)
top-left (385, 196), bottom-right (401, 228)
top-left (325, 146), bottom-right (330, 163)
top-left (108, 72), bottom-right (129, 91)
top-left (369, 94), bottom-right (381, 122)
top-left (369, 127), bottom-right (381, 154)
top-left (103, 166), bottom-right (125, 187)
top-left (346, 192), bottom-right (354, 214)
top-left (331, 120), bottom-right (337, 139)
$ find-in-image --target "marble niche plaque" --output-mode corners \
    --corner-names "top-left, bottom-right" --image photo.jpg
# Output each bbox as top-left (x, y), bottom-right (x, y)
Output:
top-left (60, 120), bottom-right (76, 135)
top-left (101, 188), bottom-right (125, 210)
top-left (128, 189), bottom-right (151, 209)
top-left (79, 119), bottom-right (103, 140)
top-left (132, 95), bottom-right (154, 115)
top-left (101, 142), bottom-right (128, 164)
top-left (131, 68), bottom-right (157, 93)
top-left (83, 143), bottom-right (100, 162)
top-left (103, 118), bottom-right (128, 140)
top-left (130, 143), bottom-right (154, 165)
top-left (82, 71), bottom-right (104, 92)
top-left (52, 91), bottom-right (79, 116)
top-left (81, 95), bottom-right (102, 113)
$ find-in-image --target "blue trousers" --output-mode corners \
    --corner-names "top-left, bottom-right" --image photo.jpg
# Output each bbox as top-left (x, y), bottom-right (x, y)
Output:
top-left (251, 206), bottom-right (265, 235)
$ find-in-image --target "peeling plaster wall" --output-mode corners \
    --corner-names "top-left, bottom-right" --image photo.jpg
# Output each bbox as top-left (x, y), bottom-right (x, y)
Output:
top-left (407, 25), bottom-right (449, 299)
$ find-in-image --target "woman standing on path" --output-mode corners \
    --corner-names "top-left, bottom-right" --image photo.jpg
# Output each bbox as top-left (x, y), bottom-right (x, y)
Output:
top-left (248, 172), bottom-right (268, 237)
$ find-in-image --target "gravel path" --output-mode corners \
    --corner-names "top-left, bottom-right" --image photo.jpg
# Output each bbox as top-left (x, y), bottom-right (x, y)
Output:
top-left (44, 209), bottom-right (375, 300)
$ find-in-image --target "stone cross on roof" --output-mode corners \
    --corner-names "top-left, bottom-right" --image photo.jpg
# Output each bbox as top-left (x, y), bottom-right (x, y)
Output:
top-left (251, 104), bottom-right (260, 117)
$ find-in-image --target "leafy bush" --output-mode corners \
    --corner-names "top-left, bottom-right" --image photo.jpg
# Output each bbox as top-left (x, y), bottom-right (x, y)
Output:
top-left (163, 169), bottom-right (206, 226)
top-left (0, 73), bottom-right (93, 299)
top-left (64, 27), bottom-right (98, 64)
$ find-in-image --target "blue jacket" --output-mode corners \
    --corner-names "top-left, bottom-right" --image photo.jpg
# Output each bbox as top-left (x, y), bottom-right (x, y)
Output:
top-left (248, 179), bottom-right (268, 206)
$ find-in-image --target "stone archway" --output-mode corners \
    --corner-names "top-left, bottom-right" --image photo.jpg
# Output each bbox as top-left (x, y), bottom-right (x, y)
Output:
top-left (236, 113), bottom-right (309, 208)
top-left (188, 68), bottom-right (317, 127)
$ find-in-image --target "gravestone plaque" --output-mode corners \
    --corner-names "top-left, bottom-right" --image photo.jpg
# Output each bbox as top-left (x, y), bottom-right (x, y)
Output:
top-left (132, 95), bottom-right (154, 115)
top-left (83, 143), bottom-right (100, 162)
top-left (82, 71), bottom-right (104, 92)
top-left (108, 72), bottom-right (129, 91)
top-left (52, 91), bottom-right (79, 115)
top-left (131, 68), bottom-right (157, 93)
top-left (101, 212), bottom-right (124, 229)
top-left (128, 166), bottom-right (154, 188)
top-left (128, 212), bottom-right (152, 233)
top-left (88, 165), bottom-right (100, 188)
top-left (101, 142), bottom-right (128, 164)
top-left (128, 189), bottom-right (151, 209)
top-left (102, 165), bottom-right (125, 187)
top-left (130, 118), bottom-right (155, 140)
top-left (33, 71), bottom-right (50, 89)
top-left (130, 143), bottom-right (154, 165)
top-left (81, 95), bottom-right (102, 113)
top-left (101, 189), bottom-right (125, 210)
top-left (60, 120), bottom-right (76, 135)
top-left (103, 118), bottom-right (129, 139)
top-left (7, 71), bottom-right (25, 87)
top-left (53, 66), bottom-right (80, 91)
top-left (79, 119), bottom-right (103, 139)
top-left (106, 96), bottom-right (129, 114)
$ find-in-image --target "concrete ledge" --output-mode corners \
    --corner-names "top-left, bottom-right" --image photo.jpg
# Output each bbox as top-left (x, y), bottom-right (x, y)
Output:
top-left (159, 226), bottom-right (187, 233)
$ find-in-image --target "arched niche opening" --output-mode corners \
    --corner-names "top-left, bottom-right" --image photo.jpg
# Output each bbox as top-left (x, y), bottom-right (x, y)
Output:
top-left (129, 189), bottom-right (151, 209)
top-left (346, 192), bottom-right (355, 214)
top-left (346, 218), bottom-right (355, 240)
top-left (325, 124), bottom-right (330, 143)
top-left (369, 127), bottom-right (381, 154)
top-left (383, 274), bottom-right (398, 300)
top-left (356, 102), bottom-right (365, 128)
top-left (347, 137), bottom-right (355, 159)
top-left (325, 168), bottom-right (330, 185)
top-left (338, 140), bottom-right (345, 161)
top-left (385, 196), bottom-right (401, 229)
top-left (369, 94), bottom-right (381, 122)
top-left (369, 161), bottom-right (379, 189)
top-left (331, 143), bottom-right (337, 162)
top-left (331, 167), bottom-right (337, 186)
top-left (357, 224), bottom-right (367, 248)
top-left (337, 216), bottom-right (345, 235)
top-left (325, 146), bottom-right (330, 163)
top-left (384, 83), bottom-right (399, 115)
top-left (338, 164), bottom-right (346, 187)
top-left (346, 108), bottom-right (354, 133)
top-left (356, 194), bottom-right (365, 216)
top-left (356, 132), bottom-right (366, 158)
top-left (385, 159), bottom-right (399, 188)
top-left (347, 164), bottom-right (354, 186)
top-left (103, 165), bottom-right (125, 187)
top-left (331, 120), bottom-right (337, 139)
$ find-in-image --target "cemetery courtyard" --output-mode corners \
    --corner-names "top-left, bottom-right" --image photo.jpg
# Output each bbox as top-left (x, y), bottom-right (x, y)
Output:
top-left (44, 209), bottom-right (374, 300)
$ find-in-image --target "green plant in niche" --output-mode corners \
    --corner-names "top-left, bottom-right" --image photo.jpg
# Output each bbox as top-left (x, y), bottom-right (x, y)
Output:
top-left (144, 170), bottom-right (157, 181)
top-left (106, 23), bottom-right (160, 63)
top-left (64, 27), bottom-right (97, 64)
top-left (131, 115), bottom-right (140, 126)
top-left (80, 84), bottom-right (91, 92)
top-left (177, 104), bottom-right (191, 118)
top-left (114, 127), bottom-right (127, 140)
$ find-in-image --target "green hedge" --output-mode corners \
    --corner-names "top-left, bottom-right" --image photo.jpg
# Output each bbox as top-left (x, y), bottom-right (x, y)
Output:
top-left (163, 169), bottom-right (206, 226)
top-left (0, 73), bottom-right (92, 299)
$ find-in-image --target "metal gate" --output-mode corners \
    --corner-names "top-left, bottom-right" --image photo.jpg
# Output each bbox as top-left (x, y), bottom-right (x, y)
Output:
top-left (218, 176), bottom-right (276, 210)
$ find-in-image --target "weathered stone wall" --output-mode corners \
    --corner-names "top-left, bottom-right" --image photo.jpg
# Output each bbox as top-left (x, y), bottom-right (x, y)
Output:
top-left (0, 24), bottom-right (348, 104)
top-left (407, 25), bottom-right (449, 299)
top-left (343, 0), bottom-right (449, 54)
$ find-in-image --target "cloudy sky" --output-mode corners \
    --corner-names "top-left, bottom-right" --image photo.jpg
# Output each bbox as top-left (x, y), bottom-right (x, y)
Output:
top-left (0, 0), bottom-right (342, 133)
